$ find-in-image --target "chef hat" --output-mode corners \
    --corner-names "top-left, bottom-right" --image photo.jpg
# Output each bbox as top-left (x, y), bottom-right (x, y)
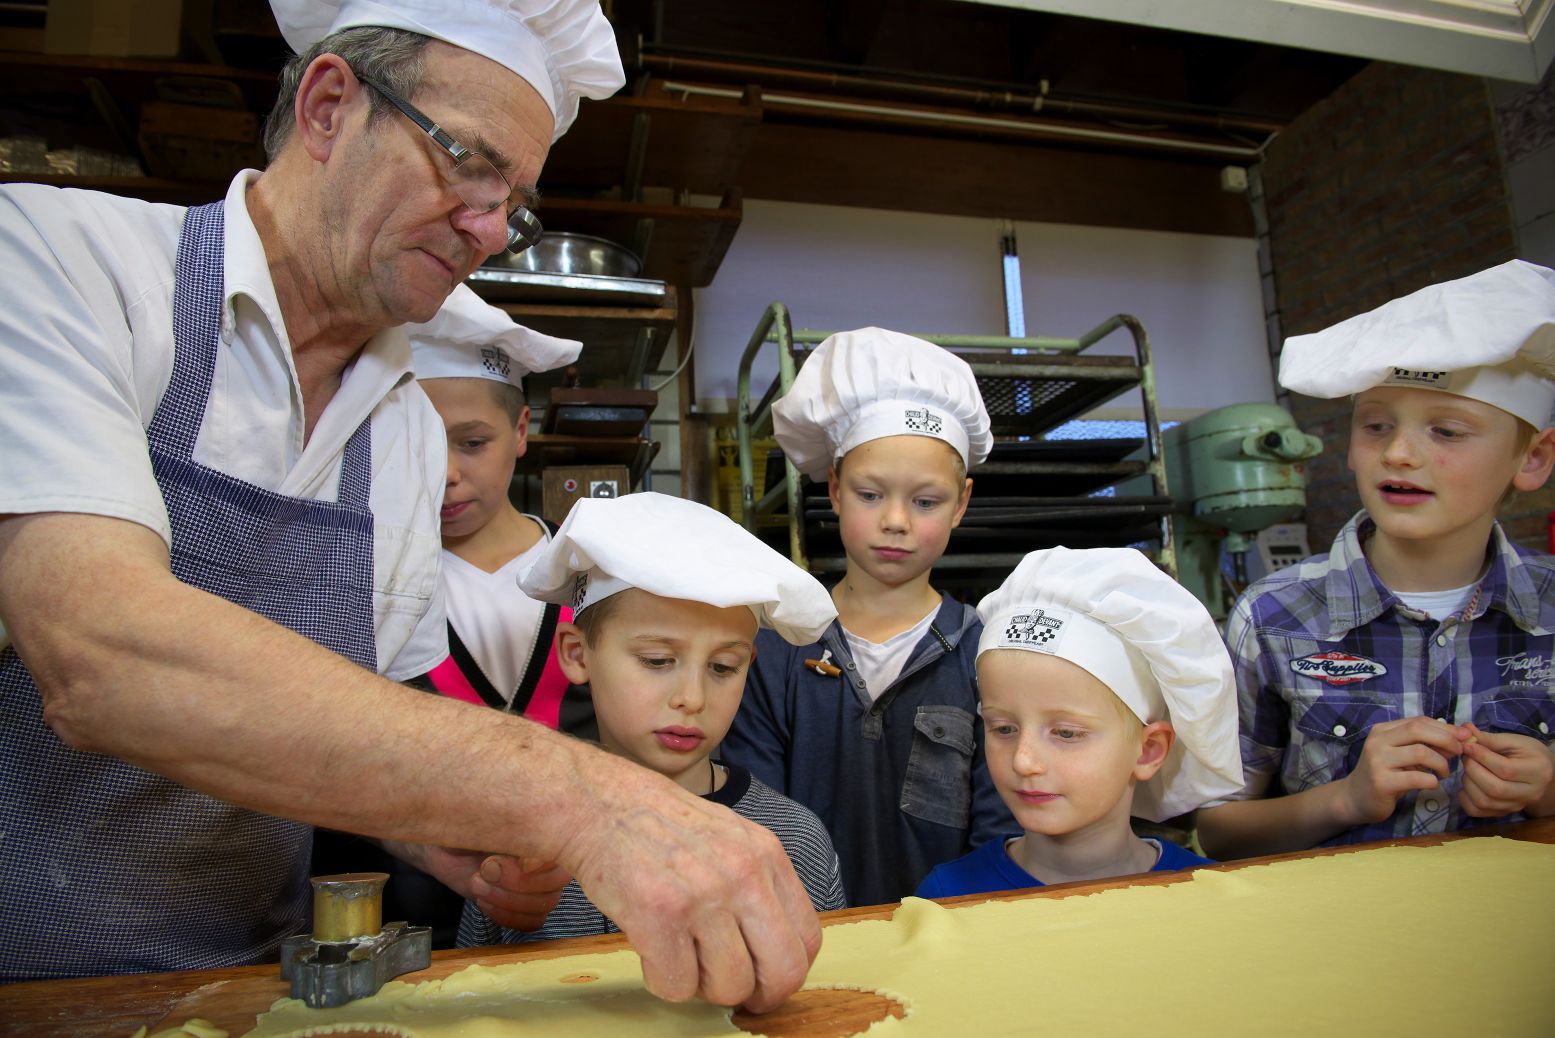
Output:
top-left (976, 547), bottom-right (1244, 822)
top-left (772, 327), bottom-right (994, 481)
top-left (520, 492), bottom-right (837, 645)
top-left (1279, 260), bottom-right (1555, 428)
top-left (272, 0), bottom-right (625, 140)
top-left (406, 284), bottom-right (581, 392)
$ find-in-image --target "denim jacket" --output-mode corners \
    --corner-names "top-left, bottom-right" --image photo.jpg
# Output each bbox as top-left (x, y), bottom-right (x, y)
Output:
top-left (721, 593), bottom-right (1014, 906)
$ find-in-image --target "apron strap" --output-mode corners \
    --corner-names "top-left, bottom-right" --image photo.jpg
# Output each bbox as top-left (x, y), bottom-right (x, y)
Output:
top-left (150, 200), bottom-right (374, 509)
top-left (147, 201), bottom-right (225, 459)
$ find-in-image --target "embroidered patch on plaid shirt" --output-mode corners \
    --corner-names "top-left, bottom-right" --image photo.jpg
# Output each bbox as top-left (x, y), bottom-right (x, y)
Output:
top-left (1289, 651), bottom-right (1388, 686)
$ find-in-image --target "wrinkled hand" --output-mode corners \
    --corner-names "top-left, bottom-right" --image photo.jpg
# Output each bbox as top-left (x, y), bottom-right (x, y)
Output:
top-left (400, 844), bottom-right (570, 933)
top-left (1337, 716), bottom-right (1463, 826)
top-left (1458, 723), bottom-right (1555, 818)
top-left (560, 757), bottom-right (821, 1013)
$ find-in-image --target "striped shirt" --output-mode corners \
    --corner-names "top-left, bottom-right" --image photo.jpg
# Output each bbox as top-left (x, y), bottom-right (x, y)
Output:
top-left (457, 764), bottom-right (848, 946)
top-left (1221, 511), bottom-right (1555, 845)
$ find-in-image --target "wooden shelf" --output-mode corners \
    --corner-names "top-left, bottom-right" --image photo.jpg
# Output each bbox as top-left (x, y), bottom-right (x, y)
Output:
top-left (539, 194), bottom-right (741, 288)
top-left (3, 165), bottom-right (737, 287)
top-left (515, 433), bottom-right (659, 485)
top-left (490, 288), bottom-right (680, 393)
top-left (0, 49), bottom-right (279, 116)
top-left (2, 53), bottom-right (750, 288)
top-left (546, 80), bottom-right (763, 196)
top-left (0, 173), bottom-right (228, 205)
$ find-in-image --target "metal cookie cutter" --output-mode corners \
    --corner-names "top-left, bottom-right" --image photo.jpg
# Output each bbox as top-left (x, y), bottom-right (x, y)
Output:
top-left (279, 872), bottom-right (432, 1008)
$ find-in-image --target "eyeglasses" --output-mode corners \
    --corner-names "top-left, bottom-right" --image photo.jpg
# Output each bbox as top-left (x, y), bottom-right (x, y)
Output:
top-left (354, 71), bottom-right (542, 254)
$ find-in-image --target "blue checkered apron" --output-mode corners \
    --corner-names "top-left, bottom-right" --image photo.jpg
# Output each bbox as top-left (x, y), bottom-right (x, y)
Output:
top-left (0, 202), bottom-right (378, 980)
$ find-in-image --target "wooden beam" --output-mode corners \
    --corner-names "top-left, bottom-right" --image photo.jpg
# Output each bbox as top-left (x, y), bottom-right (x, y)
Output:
top-left (735, 122), bottom-right (1254, 237)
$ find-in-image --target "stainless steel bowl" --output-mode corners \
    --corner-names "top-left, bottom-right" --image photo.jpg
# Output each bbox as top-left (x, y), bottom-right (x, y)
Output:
top-left (483, 231), bottom-right (642, 278)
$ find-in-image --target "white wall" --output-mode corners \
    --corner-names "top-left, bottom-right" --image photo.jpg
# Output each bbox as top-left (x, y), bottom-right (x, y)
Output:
top-left (691, 199), bottom-right (1274, 418)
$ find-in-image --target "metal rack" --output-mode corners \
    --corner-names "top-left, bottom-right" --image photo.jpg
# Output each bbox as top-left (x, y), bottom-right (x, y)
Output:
top-left (734, 303), bottom-right (1176, 591)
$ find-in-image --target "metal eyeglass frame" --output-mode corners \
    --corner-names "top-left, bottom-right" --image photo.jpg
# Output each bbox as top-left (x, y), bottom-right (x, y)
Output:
top-left (353, 70), bottom-right (543, 254)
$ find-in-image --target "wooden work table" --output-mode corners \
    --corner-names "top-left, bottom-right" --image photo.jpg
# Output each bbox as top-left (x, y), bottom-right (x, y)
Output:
top-left (3, 818), bottom-right (1552, 1038)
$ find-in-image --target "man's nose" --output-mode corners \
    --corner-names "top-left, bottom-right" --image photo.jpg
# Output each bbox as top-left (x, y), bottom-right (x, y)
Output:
top-left (452, 203), bottom-right (510, 262)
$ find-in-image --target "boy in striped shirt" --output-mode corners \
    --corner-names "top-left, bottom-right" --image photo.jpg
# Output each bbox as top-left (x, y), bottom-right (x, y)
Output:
top-left (458, 493), bottom-right (848, 946)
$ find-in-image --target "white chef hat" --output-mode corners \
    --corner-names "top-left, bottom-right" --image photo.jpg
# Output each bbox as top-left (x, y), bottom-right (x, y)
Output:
top-left (406, 284), bottom-right (581, 392)
top-left (272, 0), bottom-right (625, 140)
top-left (771, 327), bottom-right (994, 481)
top-left (1279, 260), bottom-right (1555, 428)
top-left (519, 492), bottom-right (838, 645)
top-left (976, 547), bottom-right (1244, 822)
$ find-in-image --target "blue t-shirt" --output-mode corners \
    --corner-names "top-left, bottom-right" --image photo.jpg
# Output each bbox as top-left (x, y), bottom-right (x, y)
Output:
top-left (914, 835), bottom-right (1214, 899)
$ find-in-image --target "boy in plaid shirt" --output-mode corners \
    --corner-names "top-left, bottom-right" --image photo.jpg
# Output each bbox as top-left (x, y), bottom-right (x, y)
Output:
top-left (1199, 261), bottom-right (1555, 857)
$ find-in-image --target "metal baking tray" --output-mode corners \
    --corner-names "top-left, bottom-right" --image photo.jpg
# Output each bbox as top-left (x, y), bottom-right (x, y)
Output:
top-left (465, 268), bottom-right (669, 307)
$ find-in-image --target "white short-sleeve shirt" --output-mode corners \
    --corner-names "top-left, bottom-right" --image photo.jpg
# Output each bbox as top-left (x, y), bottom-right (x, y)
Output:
top-left (441, 517), bottom-right (552, 703)
top-left (0, 171), bottom-right (448, 680)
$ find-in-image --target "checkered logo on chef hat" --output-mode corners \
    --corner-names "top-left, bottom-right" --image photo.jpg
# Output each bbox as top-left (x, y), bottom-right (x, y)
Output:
top-left (1385, 367), bottom-right (1446, 387)
top-left (904, 406), bottom-right (943, 434)
top-left (571, 572), bottom-right (590, 612)
top-left (482, 346), bottom-right (512, 379)
top-left (1004, 608), bottom-right (1064, 650)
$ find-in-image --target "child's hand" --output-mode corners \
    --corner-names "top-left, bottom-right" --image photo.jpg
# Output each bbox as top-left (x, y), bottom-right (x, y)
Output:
top-left (1336, 716), bottom-right (1463, 825)
top-left (1457, 723), bottom-right (1555, 818)
top-left (469, 855), bottom-right (572, 932)
top-left (405, 844), bottom-right (572, 931)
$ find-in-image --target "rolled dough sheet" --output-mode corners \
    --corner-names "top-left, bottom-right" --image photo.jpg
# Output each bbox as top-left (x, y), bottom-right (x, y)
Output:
top-left (247, 837), bottom-right (1555, 1037)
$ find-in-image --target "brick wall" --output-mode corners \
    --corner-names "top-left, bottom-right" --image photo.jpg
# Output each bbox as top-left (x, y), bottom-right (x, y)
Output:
top-left (1259, 61), bottom-right (1538, 550)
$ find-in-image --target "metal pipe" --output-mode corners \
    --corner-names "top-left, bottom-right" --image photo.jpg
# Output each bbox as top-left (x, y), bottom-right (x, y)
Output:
top-left (782, 330), bottom-right (1092, 353)
top-left (1114, 313), bottom-right (1177, 577)
top-left (736, 304), bottom-right (786, 534)
top-left (736, 303), bottom-right (805, 566)
top-left (659, 81), bottom-right (1264, 160)
top-left (640, 51), bottom-right (1284, 136)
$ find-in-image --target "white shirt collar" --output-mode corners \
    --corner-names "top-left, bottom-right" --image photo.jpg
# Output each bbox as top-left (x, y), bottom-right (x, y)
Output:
top-left (218, 169), bottom-right (417, 495)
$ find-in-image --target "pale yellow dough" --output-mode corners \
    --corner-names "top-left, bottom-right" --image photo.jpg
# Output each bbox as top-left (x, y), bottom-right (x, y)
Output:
top-left (247, 838), bottom-right (1555, 1037)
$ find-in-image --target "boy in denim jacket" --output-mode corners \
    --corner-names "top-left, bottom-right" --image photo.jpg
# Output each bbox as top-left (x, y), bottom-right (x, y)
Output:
top-left (721, 328), bottom-right (1013, 905)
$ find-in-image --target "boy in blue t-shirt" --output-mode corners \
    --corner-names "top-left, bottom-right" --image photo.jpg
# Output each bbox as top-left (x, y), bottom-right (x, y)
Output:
top-left (916, 547), bottom-right (1243, 898)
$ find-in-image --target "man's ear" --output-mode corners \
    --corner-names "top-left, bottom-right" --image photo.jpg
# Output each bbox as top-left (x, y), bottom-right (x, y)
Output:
top-left (1512, 427), bottom-right (1555, 493)
top-left (1133, 722), bottom-right (1175, 782)
top-left (293, 53), bottom-right (361, 163)
top-left (554, 621), bottom-right (590, 685)
top-left (826, 464), bottom-right (842, 514)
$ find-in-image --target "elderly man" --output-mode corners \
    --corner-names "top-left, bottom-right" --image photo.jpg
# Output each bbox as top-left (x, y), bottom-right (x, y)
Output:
top-left (0, 0), bottom-right (819, 1012)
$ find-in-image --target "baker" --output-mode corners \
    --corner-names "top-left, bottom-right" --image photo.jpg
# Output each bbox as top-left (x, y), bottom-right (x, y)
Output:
top-left (0, 0), bottom-right (820, 1011)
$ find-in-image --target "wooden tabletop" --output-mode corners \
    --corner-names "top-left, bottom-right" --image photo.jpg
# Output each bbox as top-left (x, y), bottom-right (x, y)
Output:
top-left (3, 818), bottom-right (1551, 1038)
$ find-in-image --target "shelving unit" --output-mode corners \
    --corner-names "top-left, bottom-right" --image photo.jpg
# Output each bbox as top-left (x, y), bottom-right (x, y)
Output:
top-left (735, 303), bottom-right (1176, 597)
top-left (0, 53), bottom-right (758, 288)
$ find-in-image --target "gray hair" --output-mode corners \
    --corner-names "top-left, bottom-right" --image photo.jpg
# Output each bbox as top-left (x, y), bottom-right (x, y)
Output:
top-left (261, 26), bottom-right (433, 162)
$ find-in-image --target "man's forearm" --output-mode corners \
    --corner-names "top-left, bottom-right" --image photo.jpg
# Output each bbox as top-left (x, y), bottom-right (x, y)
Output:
top-left (0, 511), bottom-right (616, 865)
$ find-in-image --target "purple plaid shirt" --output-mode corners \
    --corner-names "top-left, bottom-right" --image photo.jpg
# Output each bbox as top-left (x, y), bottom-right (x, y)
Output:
top-left (1223, 511), bottom-right (1555, 845)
